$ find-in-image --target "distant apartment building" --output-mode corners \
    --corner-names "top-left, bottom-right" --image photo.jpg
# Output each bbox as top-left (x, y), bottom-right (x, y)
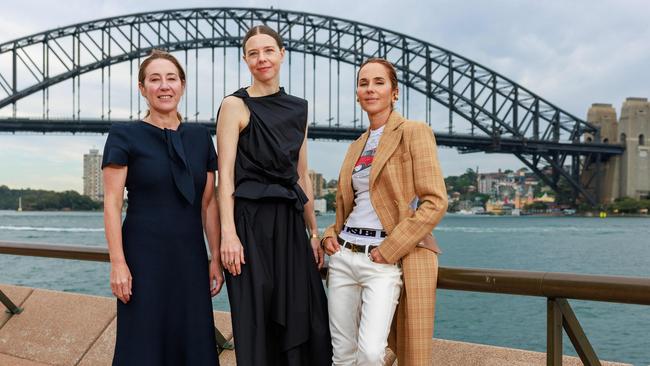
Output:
top-left (478, 169), bottom-right (540, 205)
top-left (83, 149), bottom-right (103, 201)
top-left (309, 170), bottom-right (325, 198)
top-left (478, 171), bottom-right (506, 194)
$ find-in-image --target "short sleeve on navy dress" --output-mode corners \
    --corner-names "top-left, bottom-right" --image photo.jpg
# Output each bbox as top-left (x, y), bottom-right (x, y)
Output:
top-left (102, 123), bottom-right (130, 168)
top-left (206, 129), bottom-right (217, 172)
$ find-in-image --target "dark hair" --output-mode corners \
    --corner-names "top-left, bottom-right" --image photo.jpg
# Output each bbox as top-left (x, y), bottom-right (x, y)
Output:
top-left (138, 49), bottom-right (185, 121)
top-left (242, 25), bottom-right (284, 53)
top-left (357, 58), bottom-right (399, 91)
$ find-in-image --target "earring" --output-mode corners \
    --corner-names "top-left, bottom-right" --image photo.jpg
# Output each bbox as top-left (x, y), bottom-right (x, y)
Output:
top-left (356, 97), bottom-right (359, 102)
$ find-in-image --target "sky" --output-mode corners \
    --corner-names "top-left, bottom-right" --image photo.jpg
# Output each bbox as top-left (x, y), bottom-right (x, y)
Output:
top-left (0, 0), bottom-right (648, 192)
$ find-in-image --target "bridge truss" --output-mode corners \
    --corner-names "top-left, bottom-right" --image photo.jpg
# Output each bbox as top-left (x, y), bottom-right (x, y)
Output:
top-left (0, 8), bottom-right (623, 204)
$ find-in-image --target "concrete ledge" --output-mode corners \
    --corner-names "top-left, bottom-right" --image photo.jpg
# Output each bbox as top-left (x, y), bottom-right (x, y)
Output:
top-left (0, 287), bottom-right (115, 365)
top-left (429, 338), bottom-right (631, 366)
top-left (0, 285), bottom-right (633, 366)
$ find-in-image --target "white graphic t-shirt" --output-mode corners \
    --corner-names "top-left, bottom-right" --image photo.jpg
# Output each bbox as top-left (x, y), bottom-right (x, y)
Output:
top-left (339, 126), bottom-right (385, 245)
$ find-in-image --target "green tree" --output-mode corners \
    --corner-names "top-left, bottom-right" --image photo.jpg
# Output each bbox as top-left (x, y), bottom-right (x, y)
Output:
top-left (0, 186), bottom-right (101, 211)
top-left (324, 191), bottom-right (337, 212)
top-left (326, 179), bottom-right (338, 189)
top-left (611, 197), bottom-right (642, 213)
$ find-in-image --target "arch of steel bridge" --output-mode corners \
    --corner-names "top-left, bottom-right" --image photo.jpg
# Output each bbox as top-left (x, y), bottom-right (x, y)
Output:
top-left (0, 7), bottom-right (616, 205)
top-left (0, 7), bottom-right (598, 143)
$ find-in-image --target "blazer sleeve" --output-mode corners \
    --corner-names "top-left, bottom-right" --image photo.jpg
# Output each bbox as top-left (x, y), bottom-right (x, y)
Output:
top-left (377, 123), bottom-right (448, 263)
top-left (323, 173), bottom-right (345, 240)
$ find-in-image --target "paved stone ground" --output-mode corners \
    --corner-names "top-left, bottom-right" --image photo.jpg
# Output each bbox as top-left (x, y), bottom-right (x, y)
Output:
top-left (0, 284), bottom-right (631, 366)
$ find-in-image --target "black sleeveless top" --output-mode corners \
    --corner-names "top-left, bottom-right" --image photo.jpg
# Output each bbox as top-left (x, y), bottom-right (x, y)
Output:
top-left (230, 87), bottom-right (309, 210)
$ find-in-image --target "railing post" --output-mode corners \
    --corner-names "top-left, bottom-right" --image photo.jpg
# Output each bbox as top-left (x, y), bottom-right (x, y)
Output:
top-left (557, 299), bottom-right (602, 366)
top-left (0, 289), bottom-right (23, 315)
top-left (215, 326), bottom-right (234, 354)
top-left (547, 298), bottom-right (563, 366)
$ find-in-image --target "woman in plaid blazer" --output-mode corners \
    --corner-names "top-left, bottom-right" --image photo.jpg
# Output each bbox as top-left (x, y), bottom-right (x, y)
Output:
top-left (322, 58), bottom-right (448, 365)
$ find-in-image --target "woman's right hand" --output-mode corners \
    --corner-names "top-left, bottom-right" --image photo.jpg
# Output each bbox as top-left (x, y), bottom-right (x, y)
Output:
top-left (110, 261), bottom-right (132, 304)
top-left (322, 236), bottom-right (340, 256)
top-left (220, 234), bottom-right (246, 276)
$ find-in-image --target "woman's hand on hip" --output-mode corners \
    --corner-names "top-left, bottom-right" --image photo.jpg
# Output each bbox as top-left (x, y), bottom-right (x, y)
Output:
top-left (310, 237), bottom-right (325, 270)
top-left (322, 236), bottom-right (340, 256)
top-left (209, 259), bottom-right (224, 296)
top-left (220, 234), bottom-right (246, 276)
top-left (370, 248), bottom-right (389, 264)
top-left (110, 261), bottom-right (132, 304)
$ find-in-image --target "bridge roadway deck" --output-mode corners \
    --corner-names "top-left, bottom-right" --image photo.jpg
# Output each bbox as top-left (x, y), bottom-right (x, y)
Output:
top-left (0, 284), bottom-right (631, 366)
top-left (0, 118), bottom-right (624, 156)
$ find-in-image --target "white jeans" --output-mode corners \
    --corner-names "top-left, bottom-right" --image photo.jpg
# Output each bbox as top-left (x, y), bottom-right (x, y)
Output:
top-left (327, 246), bottom-right (403, 366)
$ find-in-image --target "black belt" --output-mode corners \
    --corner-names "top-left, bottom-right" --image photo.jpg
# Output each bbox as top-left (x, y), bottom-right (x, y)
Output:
top-left (337, 236), bottom-right (378, 254)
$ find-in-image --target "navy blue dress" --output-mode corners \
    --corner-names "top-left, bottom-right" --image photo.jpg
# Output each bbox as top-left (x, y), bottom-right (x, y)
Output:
top-left (102, 121), bottom-right (219, 366)
top-left (223, 88), bottom-right (332, 365)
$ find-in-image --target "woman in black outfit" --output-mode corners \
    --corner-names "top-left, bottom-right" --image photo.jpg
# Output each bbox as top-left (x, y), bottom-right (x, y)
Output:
top-left (103, 50), bottom-right (222, 365)
top-left (216, 25), bottom-right (332, 365)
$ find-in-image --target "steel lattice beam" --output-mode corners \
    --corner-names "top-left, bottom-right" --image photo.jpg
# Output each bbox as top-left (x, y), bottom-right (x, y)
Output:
top-left (0, 7), bottom-right (624, 205)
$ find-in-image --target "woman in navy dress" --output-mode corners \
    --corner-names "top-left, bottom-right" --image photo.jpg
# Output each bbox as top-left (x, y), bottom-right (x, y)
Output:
top-left (102, 50), bottom-right (223, 366)
top-left (217, 25), bottom-right (332, 365)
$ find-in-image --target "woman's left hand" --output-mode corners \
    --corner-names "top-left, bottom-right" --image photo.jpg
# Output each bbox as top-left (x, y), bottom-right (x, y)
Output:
top-left (311, 237), bottom-right (325, 270)
top-left (369, 248), bottom-right (389, 264)
top-left (209, 259), bottom-right (224, 296)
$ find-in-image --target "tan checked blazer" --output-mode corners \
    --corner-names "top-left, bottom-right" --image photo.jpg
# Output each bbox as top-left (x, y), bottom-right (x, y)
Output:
top-left (323, 110), bottom-right (448, 365)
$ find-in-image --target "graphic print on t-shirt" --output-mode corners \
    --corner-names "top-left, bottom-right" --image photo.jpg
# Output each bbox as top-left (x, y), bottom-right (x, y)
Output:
top-left (352, 126), bottom-right (383, 179)
top-left (341, 125), bottom-right (386, 245)
top-left (353, 148), bottom-right (376, 175)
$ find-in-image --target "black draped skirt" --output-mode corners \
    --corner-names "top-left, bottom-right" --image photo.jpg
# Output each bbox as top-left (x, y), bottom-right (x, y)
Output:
top-left (225, 197), bottom-right (332, 366)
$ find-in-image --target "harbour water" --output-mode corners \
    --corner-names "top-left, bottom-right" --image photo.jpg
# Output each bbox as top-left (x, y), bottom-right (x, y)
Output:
top-left (1, 210), bottom-right (649, 365)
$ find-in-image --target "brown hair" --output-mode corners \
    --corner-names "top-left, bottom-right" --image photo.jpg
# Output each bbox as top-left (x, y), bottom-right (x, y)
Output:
top-left (242, 25), bottom-right (284, 53)
top-left (357, 58), bottom-right (399, 91)
top-left (357, 58), bottom-right (400, 109)
top-left (138, 49), bottom-right (185, 121)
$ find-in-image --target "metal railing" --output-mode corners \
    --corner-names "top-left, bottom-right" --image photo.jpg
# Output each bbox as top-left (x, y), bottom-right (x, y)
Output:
top-left (2, 240), bottom-right (650, 365)
top-left (0, 241), bottom-right (233, 353)
top-left (0, 288), bottom-right (22, 315)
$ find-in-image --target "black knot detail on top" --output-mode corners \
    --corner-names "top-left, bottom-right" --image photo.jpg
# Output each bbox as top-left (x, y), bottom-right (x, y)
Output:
top-left (164, 128), bottom-right (195, 205)
top-left (234, 180), bottom-right (308, 212)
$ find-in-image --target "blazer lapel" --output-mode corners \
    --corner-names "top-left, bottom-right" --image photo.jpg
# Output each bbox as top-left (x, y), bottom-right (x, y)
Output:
top-left (370, 111), bottom-right (405, 189)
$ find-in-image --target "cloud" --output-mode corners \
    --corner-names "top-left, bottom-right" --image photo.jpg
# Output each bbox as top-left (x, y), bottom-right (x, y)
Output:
top-left (1, 0), bottom-right (648, 189)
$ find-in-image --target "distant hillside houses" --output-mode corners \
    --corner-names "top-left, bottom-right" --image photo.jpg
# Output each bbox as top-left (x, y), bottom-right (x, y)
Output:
top-left (478, 168), bottom-right (550, 201)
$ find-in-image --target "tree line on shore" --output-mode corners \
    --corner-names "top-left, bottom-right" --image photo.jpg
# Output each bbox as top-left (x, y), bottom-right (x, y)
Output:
top-left (0, 185), bottom-right (101, 211)
top-left (2, 181), bottom-right (647, 214)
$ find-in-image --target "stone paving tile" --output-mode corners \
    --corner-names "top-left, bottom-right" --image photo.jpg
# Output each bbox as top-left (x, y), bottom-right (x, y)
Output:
top-left (214, 310), bottom-right (233, 341)
top-left (218, 349), bottom-right (237, 366)
top-left (0, 353), bottom-right (50, 366)
top-left (0, 284), bottom-right (33, 328)
top-left (77, 317), bottom-right (116, 366)
top-left (0, 289), bottom-right (115, 366)
top-left (430, 338), bottom-right (631, 366)
top-left (78, 310), bottom-right (233, 366)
